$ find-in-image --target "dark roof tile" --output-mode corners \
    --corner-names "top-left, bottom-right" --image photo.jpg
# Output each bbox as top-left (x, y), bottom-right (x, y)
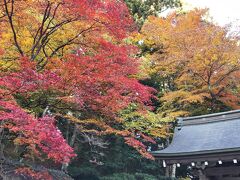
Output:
top-left (152, 110), bottom-right (240, 156)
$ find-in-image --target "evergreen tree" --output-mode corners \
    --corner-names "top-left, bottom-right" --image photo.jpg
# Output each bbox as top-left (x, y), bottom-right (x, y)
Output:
top-left (124, 0), bottom-right (181, 28)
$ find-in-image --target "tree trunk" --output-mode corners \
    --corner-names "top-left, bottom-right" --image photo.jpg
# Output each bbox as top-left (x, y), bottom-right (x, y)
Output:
top-left (62, 124), bottom-right (78, 172)
top-left (69, 124), bottom-right (78, 147)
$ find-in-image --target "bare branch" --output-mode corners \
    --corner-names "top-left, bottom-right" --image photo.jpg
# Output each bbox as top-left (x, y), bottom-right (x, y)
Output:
top-left (3, 0), bottom-right (24, 56)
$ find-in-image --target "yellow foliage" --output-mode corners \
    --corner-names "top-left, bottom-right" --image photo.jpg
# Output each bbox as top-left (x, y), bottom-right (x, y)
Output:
top-left (123, 111), bottom-right (173, 138)
top-left (139, 9), bottom-right (240, 112)
top-left (0, 0), bottom-right (111, 71)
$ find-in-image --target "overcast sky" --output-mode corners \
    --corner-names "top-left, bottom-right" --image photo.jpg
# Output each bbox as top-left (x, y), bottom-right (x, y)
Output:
top-left (182, 0), bottom-right (240, 26)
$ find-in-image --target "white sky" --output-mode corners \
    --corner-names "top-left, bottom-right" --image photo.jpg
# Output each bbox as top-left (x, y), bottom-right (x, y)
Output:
top-left (182, 0), bottom-right (240, 26)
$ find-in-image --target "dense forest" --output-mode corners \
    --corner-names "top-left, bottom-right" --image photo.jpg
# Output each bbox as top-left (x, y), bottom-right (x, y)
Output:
top-left (0, 0), bottom-right (239, 179)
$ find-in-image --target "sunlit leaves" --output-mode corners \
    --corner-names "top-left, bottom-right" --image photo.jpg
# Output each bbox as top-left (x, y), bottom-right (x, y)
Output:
top-left (139, 9), bottom-right (240, 118)
top-left (0, 0), bottom-right (156, 162)
top-left (0, 101), bottom-right (76, 163)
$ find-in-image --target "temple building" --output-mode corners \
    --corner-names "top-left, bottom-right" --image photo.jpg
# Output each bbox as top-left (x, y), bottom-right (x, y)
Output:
top-left (152, 110), bottom-right (240, 180)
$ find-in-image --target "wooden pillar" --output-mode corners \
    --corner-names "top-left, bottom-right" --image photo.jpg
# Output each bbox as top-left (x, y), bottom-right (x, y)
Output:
top-left (171, 164), bottom-right (176, 178)
top-left (165, 164), bottom-right (176, 178)
top-left (199, 174), bottom-right (209, 180)
top-left (165, 165), bottom-right (170, 177)
top-left (199, 169), bottom-right (209, 180)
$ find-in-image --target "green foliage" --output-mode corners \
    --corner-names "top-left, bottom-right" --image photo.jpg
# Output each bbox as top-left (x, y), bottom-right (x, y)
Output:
top-left (100, 173), bottom-right (177, 180)
top-left (68, 136), bottom-right (165, 179)
top-left (121, 104), bottom-right (170, 138)
top-left (69, 167), bottom-right (100, 180)
top-left (124, 0), bottom-right (181, 28)
top-left (100, 173), bottom-right (135, 180)
top-left (135, 173), bottom-right (157, 180)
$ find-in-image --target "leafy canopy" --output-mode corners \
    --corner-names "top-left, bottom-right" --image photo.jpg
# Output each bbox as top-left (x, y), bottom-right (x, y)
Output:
top-left (0, 0), bottom-right (156, 165)
top-left (135, 9), bottom-right (240, 119)
top-left (124, 0), bottom-right (181, 28)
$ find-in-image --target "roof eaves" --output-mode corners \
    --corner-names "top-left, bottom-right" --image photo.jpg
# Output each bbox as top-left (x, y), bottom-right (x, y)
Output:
top-left (176, 109), bottom-right (240, 126)
top-left (151, 147), bottom-right (240, 157)
top-left (177, 109), bottom-right (240, 121)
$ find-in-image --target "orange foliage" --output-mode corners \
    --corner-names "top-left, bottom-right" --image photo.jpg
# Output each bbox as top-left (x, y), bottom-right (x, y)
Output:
top-left (139, 9), bottom-right (240, 113)
top-left (15, 167), bottom-right (53, 180)
top-left (0, 0), bottom-right (155, 162)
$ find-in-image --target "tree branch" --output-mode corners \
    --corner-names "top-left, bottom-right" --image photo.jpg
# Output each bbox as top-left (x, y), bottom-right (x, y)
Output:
top-left (3, 0), bottom-right (24, 56)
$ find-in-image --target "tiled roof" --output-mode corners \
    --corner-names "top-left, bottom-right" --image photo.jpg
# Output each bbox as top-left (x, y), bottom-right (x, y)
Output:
top-left (152, 110), bottom-right (240, 157)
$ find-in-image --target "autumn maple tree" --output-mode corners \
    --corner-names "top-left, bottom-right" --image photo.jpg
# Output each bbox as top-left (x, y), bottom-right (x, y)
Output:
top-left (0, 0), bottom-right (156, 168)
top-left (136, 9), bottom-right (240, 119)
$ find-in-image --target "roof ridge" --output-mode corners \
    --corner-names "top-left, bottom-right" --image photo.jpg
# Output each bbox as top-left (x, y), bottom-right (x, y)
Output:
top-left (177, 109), bottom-right (240, 126)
